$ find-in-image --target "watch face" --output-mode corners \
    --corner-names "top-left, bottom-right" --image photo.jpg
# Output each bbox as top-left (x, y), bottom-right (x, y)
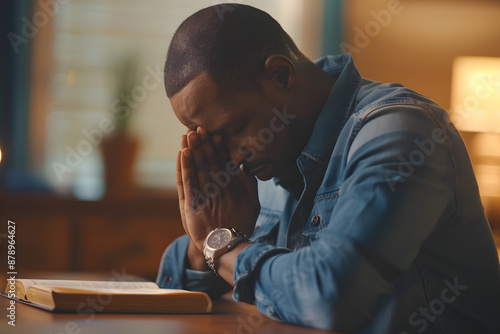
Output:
top-left (207, 229), bottom-right (232, 249)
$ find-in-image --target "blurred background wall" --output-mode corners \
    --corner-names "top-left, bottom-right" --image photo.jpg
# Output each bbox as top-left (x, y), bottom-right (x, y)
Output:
top-left (0, 0), bottom-right (499, 280)
top-left (344, 0), bottom-right (500, 231)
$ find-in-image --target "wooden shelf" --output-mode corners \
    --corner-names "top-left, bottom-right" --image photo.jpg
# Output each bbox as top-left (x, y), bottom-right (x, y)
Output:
top-left (0, 191), bottom-right (184, 281)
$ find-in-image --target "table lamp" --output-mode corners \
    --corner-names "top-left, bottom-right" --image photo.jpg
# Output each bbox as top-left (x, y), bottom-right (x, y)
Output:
top-left (450, 56), bottom-right (500, 200)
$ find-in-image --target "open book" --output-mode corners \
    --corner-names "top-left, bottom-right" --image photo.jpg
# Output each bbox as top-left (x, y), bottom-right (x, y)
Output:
top-left (2, 278), bottom-right (212, 313)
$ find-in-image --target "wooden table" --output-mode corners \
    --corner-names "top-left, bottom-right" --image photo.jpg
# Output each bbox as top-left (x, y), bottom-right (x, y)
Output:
top-left (0, 293), bottom-right (340, 334)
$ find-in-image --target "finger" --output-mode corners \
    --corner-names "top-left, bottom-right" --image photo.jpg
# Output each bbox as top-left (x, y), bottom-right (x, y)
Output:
top-left (181, 134), bottom-right (188, 150)
top-left (197, 127), bottom-right (222, 173)
top-left (212, 134), bottom-right (241, 177)
top-left (176, 151), bottom-right (185, 201)
top-left (187, 131), bottom-right (211, 188)
top-left (176, 151), bottom-right (187, 231)
top-left (181, 148), bottom-right (202, 210)
top-left (212, 134), bottom-right (231, 164)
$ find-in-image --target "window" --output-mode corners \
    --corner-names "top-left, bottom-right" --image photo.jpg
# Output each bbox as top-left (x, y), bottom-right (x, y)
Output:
top-left (35, 0), bottom-right (323, 199)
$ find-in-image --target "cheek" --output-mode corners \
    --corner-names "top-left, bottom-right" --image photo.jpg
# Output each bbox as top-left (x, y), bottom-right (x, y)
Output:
top-left (267, 124), bottom-right (302, 164)
top-left (250, 125), bottom-right (289, 158)
top-left (228, 117), bottom-right (294, 161)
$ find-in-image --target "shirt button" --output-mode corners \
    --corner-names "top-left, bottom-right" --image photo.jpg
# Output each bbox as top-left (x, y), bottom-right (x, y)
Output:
top-left (165, 275), bottom-right (172, 282)
top-left (311, 214), bottom-right (321, 226)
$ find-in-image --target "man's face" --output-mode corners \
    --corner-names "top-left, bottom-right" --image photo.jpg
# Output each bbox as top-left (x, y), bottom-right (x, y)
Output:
top-left (170, 71), bottom-right (302, 182)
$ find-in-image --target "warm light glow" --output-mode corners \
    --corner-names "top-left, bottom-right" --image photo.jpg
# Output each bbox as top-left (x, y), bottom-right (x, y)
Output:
top-left (473, 133), bottom-right (500, 158)
top-left (476, 164), bottom-right (500, 197)
top-left (0, 147), bottom-right (2, 164)
top-left (450, 56), bottom-right (500, 133)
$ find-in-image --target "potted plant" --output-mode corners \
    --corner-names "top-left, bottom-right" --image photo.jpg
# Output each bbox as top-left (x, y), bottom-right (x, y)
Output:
top-left (101, 54), bottom-right (141, 198)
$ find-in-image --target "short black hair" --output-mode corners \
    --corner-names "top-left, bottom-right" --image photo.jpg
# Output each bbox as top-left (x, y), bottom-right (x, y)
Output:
top-left (164, 3), bottom-right (306, 98)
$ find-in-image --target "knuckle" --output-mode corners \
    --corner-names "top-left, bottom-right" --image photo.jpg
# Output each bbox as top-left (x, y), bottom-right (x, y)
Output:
top-left (184, 176), bottom-right (197, 187)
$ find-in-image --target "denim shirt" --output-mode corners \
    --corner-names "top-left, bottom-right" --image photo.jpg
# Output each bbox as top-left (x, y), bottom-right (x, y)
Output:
top-left (156, 55), bottom-right (500, 333)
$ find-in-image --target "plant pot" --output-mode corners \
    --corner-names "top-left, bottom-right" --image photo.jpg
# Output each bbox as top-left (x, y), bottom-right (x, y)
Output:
top-left (101, 133), bottom-right (140, 198)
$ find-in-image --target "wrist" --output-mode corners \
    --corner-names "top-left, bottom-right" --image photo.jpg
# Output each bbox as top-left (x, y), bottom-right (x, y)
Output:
top-left (214, 241), bottom-right (251, 271)
top-left (215, 241), bottom-right (251, 284)
top-left (187, 240), bottom-right (210, 271)
top-left (202, 227), bottom-right (251, 278)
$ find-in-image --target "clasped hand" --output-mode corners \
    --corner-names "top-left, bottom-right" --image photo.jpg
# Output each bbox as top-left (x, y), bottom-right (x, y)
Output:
top-left (176, 127), bottom-right (260, 254)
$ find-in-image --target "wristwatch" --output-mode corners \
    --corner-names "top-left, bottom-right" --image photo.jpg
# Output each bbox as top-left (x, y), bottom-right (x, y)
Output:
top-left (203, 227), bottom-right (250, 277)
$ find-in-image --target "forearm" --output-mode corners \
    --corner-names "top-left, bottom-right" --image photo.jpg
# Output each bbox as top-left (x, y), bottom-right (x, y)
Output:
top-left (215, 241), bottom-right (252, 285)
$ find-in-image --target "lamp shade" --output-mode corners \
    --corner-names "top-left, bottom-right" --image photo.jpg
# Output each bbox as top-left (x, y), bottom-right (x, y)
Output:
top-left (450, 56), bottom-right (500, 133)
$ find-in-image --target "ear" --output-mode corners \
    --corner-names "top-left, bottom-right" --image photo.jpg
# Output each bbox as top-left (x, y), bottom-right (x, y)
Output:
top-left (263, 55), bottom-right (296, 90)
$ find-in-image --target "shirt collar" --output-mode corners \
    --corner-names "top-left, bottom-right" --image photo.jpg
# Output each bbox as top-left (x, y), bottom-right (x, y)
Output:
top-left (273, 54), bottom-right (362, 194)
top-left (302, 54), bottom-right (362, 164)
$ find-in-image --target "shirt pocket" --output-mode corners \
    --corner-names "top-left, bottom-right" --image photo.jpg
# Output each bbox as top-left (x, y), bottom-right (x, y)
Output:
top-left (251, 209), bottom-right (281, 245)
top-left (302, 190), bottom-right (340, 242)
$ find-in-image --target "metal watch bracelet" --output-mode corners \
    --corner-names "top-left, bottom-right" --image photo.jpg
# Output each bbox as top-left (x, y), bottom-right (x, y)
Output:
top-left (205, 228), bottom-right (251, 278)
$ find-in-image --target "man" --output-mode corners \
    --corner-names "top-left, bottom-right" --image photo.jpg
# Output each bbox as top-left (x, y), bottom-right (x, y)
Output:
top-left (156, 4), bottom-right (500, 333)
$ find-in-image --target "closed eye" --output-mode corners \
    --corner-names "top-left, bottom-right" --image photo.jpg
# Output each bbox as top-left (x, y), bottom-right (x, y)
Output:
top-left (225, 123), bottom-right (246, 136)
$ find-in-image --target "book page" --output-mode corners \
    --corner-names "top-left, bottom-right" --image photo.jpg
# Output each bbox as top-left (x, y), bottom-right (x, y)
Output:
top-left (17, 279), bottom-right (159, 292)
top-left (37, 287), bottom-right (192, 295)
